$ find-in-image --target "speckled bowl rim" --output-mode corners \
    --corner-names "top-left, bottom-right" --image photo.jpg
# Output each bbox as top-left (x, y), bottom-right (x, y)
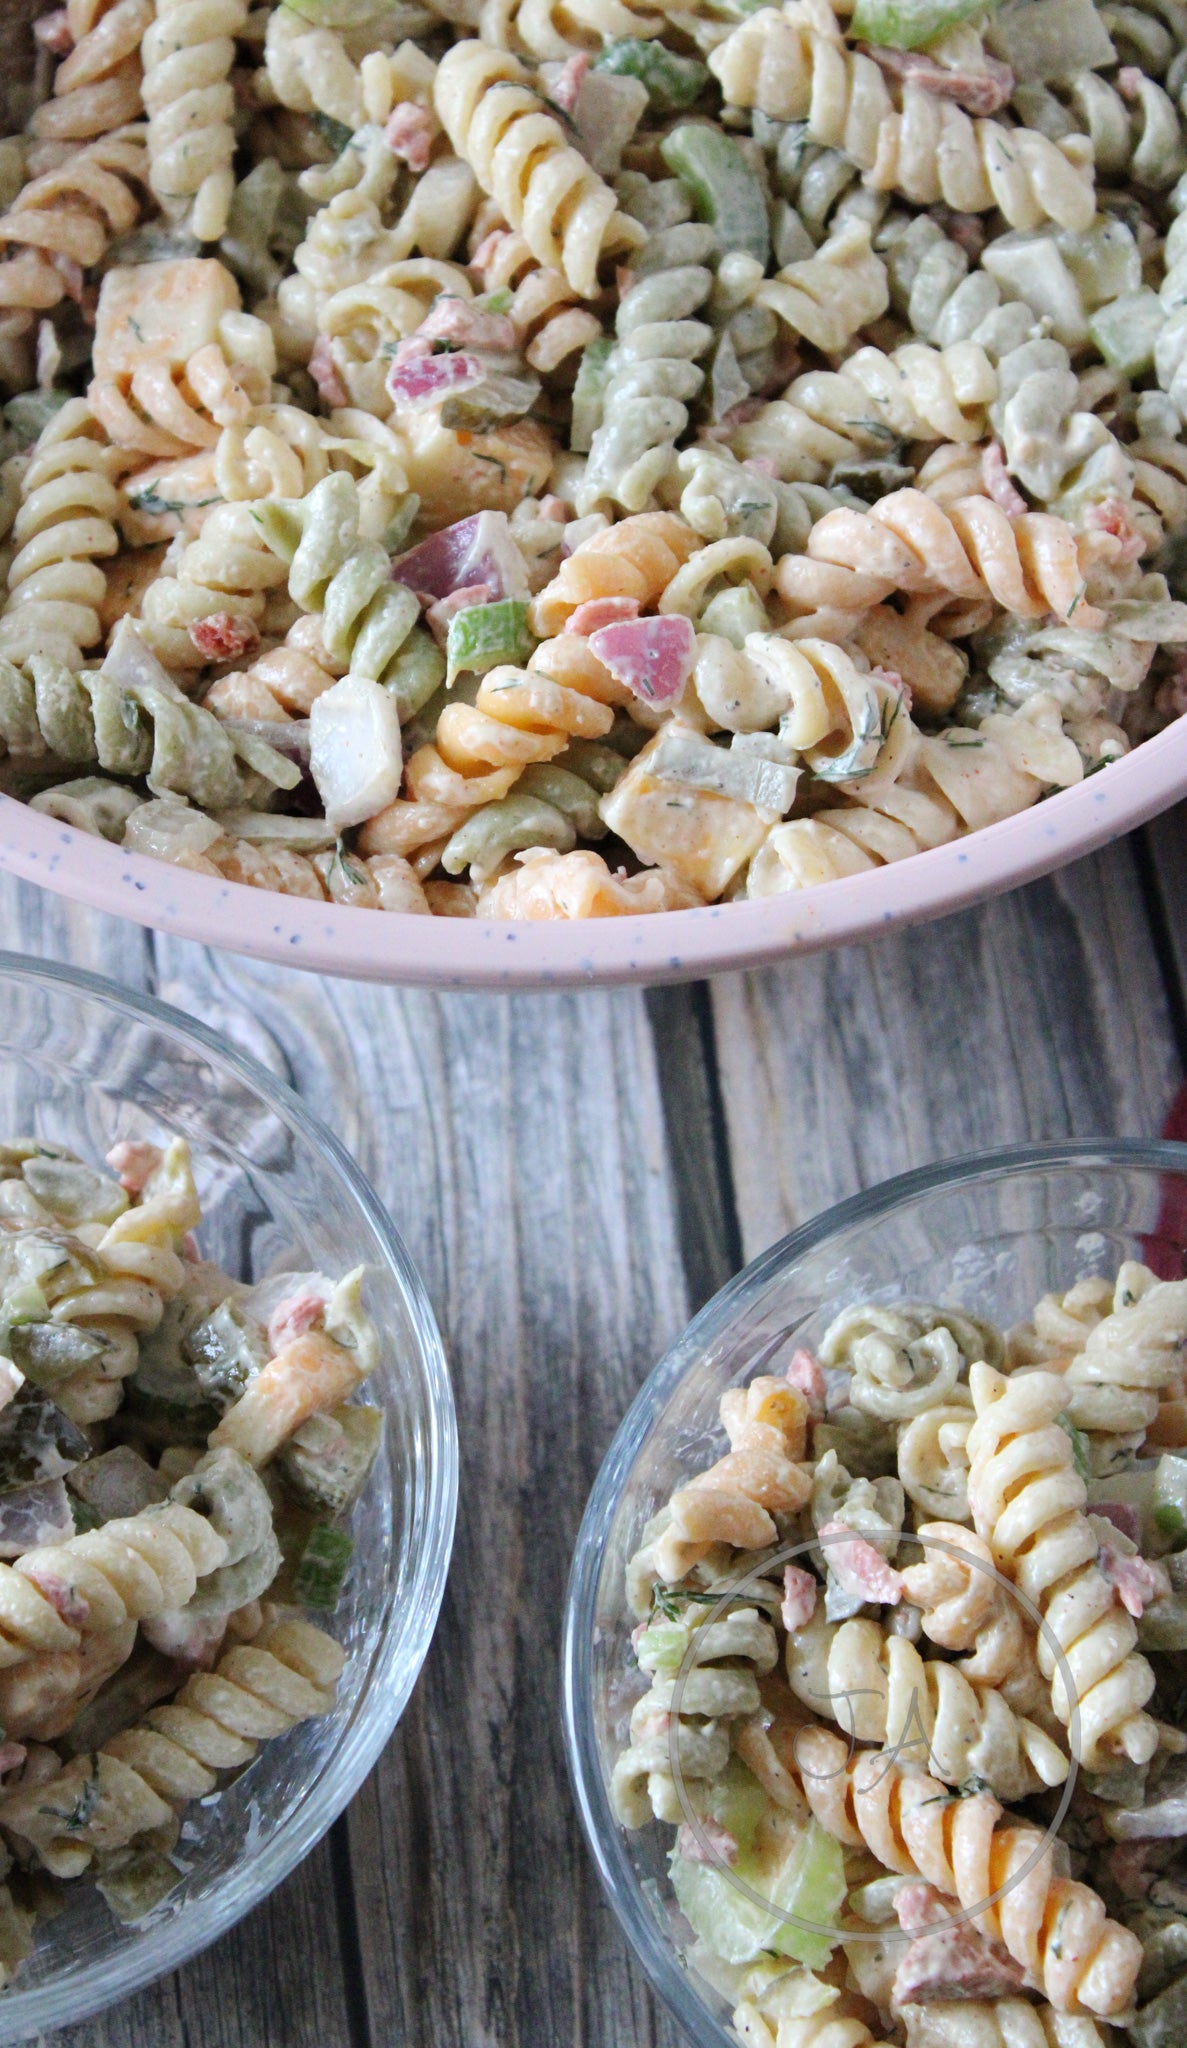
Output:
top-left (3, 715), bottom-right (1185, 988)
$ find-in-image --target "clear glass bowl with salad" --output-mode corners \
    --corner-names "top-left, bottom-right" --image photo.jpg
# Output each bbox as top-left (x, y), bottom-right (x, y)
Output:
top-left (562, 1141), bottom-right (1187, 2048)
top-left (0, 953), bottom-right (456, 2042)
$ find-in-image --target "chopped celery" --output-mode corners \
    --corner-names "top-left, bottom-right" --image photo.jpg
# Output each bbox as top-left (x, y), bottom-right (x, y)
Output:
top-left (389, 628), bottom-right (446, 723)
top-left (1153, 1456), bottom-right (1187, 1542)
top-left (660, 125), bottom-right (770, 268)
top-left (69, 1495), bottom-right (103, 1533)
top-left (291, 1522), bottom-right (354, 1609)
top-left (851, 0), bottom-right (995, 47)
top-left (446, 599), bottom-right (536, 687)
top-left (594, 39), bottom-right (710, 111)
top-left (1090, 291), bottom-right (1165, 379)
top-left (1057, 1412), bottom-right (1092, 1482)
top-left (670, 1815), bottom-right (844, 1969)
top-left (4, 391), bottom-right (70, 447)
top-left (986, 0), bottom-right (1115, 80)
top-left (571, 338), bottom-right (614, 453)
top-left (636, 1619), bottom-right (692, 1671)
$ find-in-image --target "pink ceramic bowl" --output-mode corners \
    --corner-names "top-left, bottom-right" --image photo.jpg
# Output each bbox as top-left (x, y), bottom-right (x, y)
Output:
top-left (3, 714), bottom-right (1185, 988)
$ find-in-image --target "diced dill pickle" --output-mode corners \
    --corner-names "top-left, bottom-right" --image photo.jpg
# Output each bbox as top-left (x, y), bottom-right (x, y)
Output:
top-left (0, 1384), bottom-right (90, 1489)
top-left (8, 1320), bottom-right (111, 1388)
top-left (184, 1298), bottom-right (268, 1408)
top-left (97, 1851), bottom-right (178, 1924)
top-left (291, 1523), bottom-right (354, 1610)
top-left (68, 1446), bottom-right (168, 1522)
top-left (279, 1404), bottom-right (383, 1514)
top-left (20, 1155), bottom-right (127, 1228)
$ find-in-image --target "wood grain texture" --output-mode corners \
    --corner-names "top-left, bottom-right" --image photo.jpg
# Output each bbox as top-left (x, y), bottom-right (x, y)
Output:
top-left (710, 845), bottom-right (1182, 1259)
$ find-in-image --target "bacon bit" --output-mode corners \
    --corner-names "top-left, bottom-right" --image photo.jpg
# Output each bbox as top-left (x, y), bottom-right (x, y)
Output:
top-left (701, 398), bottom-right (766, 442)
top-left (34, 9), bottom-right (72, 51)
top-left (819, 1519), bottom-right (904, 1606)
top-left (568, 595), bottom-right (641, 635)
top-left (1090, 1501), bottom-right (1142, 1547)
top-left (862, 42), bottom-right (1014, 115)
top-left (24, 1570), bottom-right (88, 1629)
top-left (189, 612), bottom-right (261, 663)
top-left (587, 614), bottom-right (696, 705)
top-left (1100, 1544), bottom-right (1169, 1618)
top-left (469, 228), bottom-right (513, 275)
top-left (782, 1564), bottom-right (818, 1633)
top-left (550, 50), bottom-right (590, 114)
top-left (786, 1348), bottom-right (826, 1418)
top-left (416, 296), bottom-right (518, 356)
top-left (387, 349), bottom-right (485, 410)
top-left (1117, 65), bottom-right (1146, 98)
top-left (893, 1918), bottom-right (1026, 2003)
top-left (742, 456), bottom-right (780, 479)
top-left (383, 102), bottom-right (435, 173)
top-left (309, 333), bottom-right (348, 410)
top-left (982, 443), bottom-right (1027, 518)
top-left (676, 1817), bottom-right (739, 1867)
top-left (267, 1290), bottom-right (326, 1354)
top-left (425, 581), bottom-right (495, 647)
top-left (895, 1883), bottom-right (949, 1935)
top-left (106, 1140), bottom-right (163, 1195)
top-left (1082, 496), bottom-right (1146, 563)
top-left (538, 494), bottom-right (572, 523)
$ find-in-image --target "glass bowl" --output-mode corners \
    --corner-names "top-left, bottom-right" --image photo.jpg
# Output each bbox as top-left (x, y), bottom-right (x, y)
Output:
top-left (562, 1140), bottom-right (1187, 2048)
top-left (0, 951), bottom-right (457, 2042)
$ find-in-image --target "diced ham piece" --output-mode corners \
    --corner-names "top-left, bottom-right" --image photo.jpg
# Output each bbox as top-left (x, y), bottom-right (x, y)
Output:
top-left (383, 102), bottom-right (435, 172)
top-left (895, 1883), bottom-right (949, 1935)
top-left (426, 582), bottom-right (495, 647)
top-left (676, 1817), bottom-right (739, 1867)
top-left (392, 511), bottom-right (530, 604)
top-left (1118, 65), bottom-right (1147, 98)
top-left (414, 296), bottom-right (517, 355)
top-left (267, 1289), bottom-right (327, 1354)
top-left (34, 9), bottom-right (72, 50)
top-left (785, 1348), bottom-right (826, 1418)
top-left (309, 333), bottom-right (347, 410)
top-left (387, 350), bottom-right (486, 411)
top-left (587, 615), bottom-right (697, 705)
top-left (818, 1520), bottom-right (904, 1606)
top-left (862, 42), bottom-right (1014, 114)
top-left (1091, 1501), bottom-right (1142, 1547)
top-left (781, 1564), bottom-right (818, 1632)
top-left (982, 443), bottom-right (1027, 518)
top-left (539, 495), bottom-right (571, 523)
top-left (568, 596), bottom-right (641, 635)
top-left (549, 50), bottom-right (590, 113)
top-left (1083, 497), bottom-right (1146, 563)
top-left (1100, 1544), bottom-right (1169, 1618)
top-left (189, 612), bottom-right (261, 663)
top-left (106, 1140), bottom-right (162, 1195)
top-left (893, 1918), bottom-right (1026, 2003)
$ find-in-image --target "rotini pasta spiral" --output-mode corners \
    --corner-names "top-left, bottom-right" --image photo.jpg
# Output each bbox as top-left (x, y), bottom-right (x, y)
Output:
top-left (433, 40), bottom-right (644, 296)
top-left (30, 0), bottom-right (154, 146)
top-left (903, 1999), bottom-right (1114, 2048)
top-left (0, 399), bottom-right (125, 671)
top-left (755, 217), bottom-right (889, 354)
top-left (792, 1722), bottom-right (1141, 2015)
top-left (468, 225), bottom-right (601, 381)
top-left (255, 471), bottom-right (426, 688)
top-left (0, 1618), bottom-right (343, 1876)
top-left (773, 489), bottom-right (1103, 636)
top-left (785, 1607), bottom-right (1067, 1798)
top-left (708, 4), bottom-right (1096, 230)
top-left (141, 0), bottom-right (248, 242)
top-left (1014, 68), bottom-right (1187, 189)
top-left (966, 1363), bottom-right (1159, 1770)
top-left (1051, 1266), bottom-right (1187, 1434)
top-left (611, 1597), bottom-right (779, 1827)
top-left (138, 499), bottom-right (292, 668)
top-left (528, 511), bottom-right (699, 635)
top-left (735, 2003), bottom-right (894, 2048)
top-left (0, 124), bottom-right (149, 319)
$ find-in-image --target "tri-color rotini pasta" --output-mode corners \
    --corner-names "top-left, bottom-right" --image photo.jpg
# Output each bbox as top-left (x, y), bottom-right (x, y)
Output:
top-left (0, 0), bottom-right (1184, 922)
top-left (0, 1129), bottom-right (385, 1984)
top-left (613, 1262), bottom-right (1187, 2046)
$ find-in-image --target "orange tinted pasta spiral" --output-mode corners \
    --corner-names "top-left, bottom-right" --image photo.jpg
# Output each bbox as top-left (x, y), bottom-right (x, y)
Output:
top-left (528, 512), bottom-right (699, 636)
top-left (29, 0), bottom-right (153, 146)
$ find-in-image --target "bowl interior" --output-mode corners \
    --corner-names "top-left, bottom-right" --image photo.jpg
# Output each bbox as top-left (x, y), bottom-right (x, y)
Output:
top-left (564, 1145), bottom-right (1187, 2048)
top-left (0, 955), bottom-right (455, 2041)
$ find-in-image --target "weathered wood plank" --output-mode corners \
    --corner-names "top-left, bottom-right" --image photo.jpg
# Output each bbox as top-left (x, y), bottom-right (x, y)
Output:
top-left (1141, 802), bottom-right (1187, 1058)
top-left (711, 842), bottom-right (1182, 1260)
top-left (144, 946), bottom-right (692, 2048)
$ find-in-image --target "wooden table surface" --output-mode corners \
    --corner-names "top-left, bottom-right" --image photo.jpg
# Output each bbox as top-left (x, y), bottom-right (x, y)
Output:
top-left (3, 818), bottom-right (1185, 2048)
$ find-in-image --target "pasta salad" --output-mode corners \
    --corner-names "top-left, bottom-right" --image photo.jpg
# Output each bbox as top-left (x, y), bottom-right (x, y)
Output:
top-left (612, 1267), bottom-right (1187, 2048)
top-left (0, 0), bottom-right (1185, 919)
top-left (0, 1132), bottom-right (385, 1984)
